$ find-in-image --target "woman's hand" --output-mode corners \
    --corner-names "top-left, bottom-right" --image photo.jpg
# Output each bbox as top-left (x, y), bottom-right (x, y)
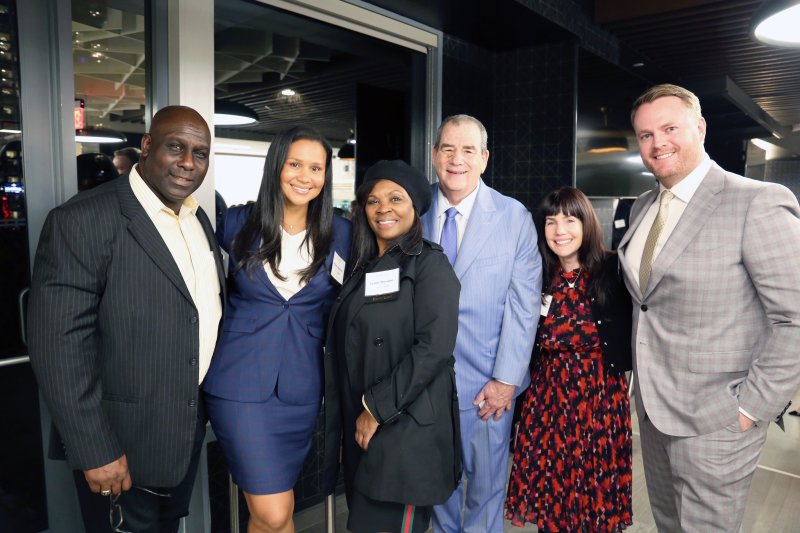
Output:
top-left (355, 409), bottom-right (380, 451)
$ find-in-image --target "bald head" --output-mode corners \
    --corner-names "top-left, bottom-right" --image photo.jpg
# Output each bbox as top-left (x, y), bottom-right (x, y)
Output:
top-left (138, 105), bottom-right (211, 213)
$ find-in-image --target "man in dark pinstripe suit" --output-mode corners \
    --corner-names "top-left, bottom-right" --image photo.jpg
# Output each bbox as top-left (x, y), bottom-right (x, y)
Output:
top-left (29, 106), bottom-right (225, 532)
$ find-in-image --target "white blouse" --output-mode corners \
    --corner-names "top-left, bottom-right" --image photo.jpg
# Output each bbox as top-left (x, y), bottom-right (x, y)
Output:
top-left (265, 228), bottom-right (313, 300)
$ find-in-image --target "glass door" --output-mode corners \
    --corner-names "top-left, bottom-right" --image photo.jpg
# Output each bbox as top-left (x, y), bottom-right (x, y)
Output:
top-left (0, 1), bottom-right (48, 531)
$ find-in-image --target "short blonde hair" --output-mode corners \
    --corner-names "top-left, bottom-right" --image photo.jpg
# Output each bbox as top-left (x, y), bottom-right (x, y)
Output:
top-left (631, 83), bottom-right (702, 125)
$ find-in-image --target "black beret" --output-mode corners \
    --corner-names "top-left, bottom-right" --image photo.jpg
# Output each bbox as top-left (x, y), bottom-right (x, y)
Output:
top-left (362, 159), bottom-right (432, 215)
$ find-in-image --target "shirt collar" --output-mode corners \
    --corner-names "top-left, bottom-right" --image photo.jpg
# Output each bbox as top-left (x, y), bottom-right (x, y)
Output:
top-left (129, 164), bottom-right (199, 218)
top-left (437, 179), bottom-right (480, 220)
top-left (662, 153), bottom-right (711, 203)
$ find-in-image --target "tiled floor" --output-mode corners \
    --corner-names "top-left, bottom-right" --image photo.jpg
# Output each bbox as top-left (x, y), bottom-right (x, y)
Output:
top-left (294, 409), bottom-right (800, 532)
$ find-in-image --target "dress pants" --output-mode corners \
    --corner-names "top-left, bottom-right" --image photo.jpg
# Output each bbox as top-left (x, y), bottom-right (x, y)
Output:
top-left (432, 406), bottom-right (514, 533)
top-left (639, 413), bottom-right (768, 533)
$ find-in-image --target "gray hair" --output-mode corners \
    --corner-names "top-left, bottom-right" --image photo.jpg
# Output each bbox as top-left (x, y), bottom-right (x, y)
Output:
top-left (434, 114), bottom-right (489, 153)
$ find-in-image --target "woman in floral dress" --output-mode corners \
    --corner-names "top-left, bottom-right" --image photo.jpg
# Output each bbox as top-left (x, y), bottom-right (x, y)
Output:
top-left (505, 187), bottom-right (633, 532)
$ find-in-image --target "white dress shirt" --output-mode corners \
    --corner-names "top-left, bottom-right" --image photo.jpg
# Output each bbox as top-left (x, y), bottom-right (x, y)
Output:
top-left (130, 168), bottom-right (222, 383)
top-left (434, 180), bottom-right (481, 247)
top-left (626, 154), bottom-right (711, 283)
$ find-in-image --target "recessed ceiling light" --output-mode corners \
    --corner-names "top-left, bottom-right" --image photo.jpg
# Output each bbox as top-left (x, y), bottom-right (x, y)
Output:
top-left (281, 88), bottom-right (296, 97)
top-left (632, 62), bottom-right (645, 68)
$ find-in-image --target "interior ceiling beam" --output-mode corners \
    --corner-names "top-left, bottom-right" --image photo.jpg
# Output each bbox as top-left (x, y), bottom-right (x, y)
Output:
top-left (596, 0), bottom-right (740, 24)
top-left (693, 76), bottom-right (800, 153)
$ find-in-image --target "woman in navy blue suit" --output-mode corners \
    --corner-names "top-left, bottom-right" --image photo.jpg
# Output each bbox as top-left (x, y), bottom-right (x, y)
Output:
top-left (204, 126), bottom-right (351, 533)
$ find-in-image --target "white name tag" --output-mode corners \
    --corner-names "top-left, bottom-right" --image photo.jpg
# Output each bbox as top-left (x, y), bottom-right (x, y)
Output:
top-left (331, 252), bottom-right (345, 285)
top-left (614, 218), bottom-right (626, 229)
top-left (365, 268), bottom-right (400, 297)
top-left (540, 294), bottom-right (553, 317)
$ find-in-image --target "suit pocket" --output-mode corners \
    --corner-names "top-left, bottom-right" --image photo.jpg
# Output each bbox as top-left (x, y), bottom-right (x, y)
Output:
top-left (688, 350), bottom-right (751, 373)
top-left (307, 324), bottom-right (325, 339)
top-left (473, 253), bottom-right (511, 269)
top-left (406, 388), bottom-right (435, 426)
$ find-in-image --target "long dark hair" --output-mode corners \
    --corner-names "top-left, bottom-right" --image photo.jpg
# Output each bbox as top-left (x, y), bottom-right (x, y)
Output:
top-left (349, 179), bottom-right (423, 273)
top-left (232, 126), bottom-right (333, 283)
top-left (536, 186), bottom-right (612, 307)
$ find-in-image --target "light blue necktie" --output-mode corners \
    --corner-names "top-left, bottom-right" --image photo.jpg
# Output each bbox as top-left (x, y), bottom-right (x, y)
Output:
top-left (440, 207), bottom-right (459, 266)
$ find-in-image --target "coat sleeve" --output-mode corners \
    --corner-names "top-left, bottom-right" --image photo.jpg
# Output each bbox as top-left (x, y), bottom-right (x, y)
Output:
top-left (491, 208), bottom-right (541, 387)
top-left (27, 207), bottom-right (123, 471)
top-left (737, 184), bottom-right (800, 421)
top-left (365, 251), bottom-right (461, 424)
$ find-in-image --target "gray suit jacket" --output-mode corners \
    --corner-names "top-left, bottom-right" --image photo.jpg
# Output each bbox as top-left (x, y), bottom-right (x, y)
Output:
top-left (618, 163), bottom-right (800, 436)
top-left (28, 177), bottom-right (225, 486)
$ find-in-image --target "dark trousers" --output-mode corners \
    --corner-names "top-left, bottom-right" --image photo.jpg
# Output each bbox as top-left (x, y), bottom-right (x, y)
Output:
top-left (73, 411), bottom-right (207, 533)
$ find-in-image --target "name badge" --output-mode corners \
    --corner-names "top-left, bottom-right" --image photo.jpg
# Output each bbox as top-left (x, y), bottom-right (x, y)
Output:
top-left (365, 268), bottom-right (399, 298)
top-left (614, 218), bottom-right (627, 229)
top-left (540, 294), bottom-right (553, 317)
top-left (331, 251), bottom-right (345, 285)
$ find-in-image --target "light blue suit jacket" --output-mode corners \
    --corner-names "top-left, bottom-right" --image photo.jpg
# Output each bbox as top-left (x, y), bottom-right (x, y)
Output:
top-left (422, 180), bottom-right (541, 410)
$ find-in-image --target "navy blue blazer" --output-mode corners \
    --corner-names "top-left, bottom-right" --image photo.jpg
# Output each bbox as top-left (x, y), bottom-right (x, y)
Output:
top-left (203, 205), bottom-right (351, 405)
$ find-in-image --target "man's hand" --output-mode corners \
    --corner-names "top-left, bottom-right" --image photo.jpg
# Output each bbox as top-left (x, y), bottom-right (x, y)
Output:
top-left (84, 454), bottom-right (132, 495)
top-left (738, 412), bottom-right (755, 432)
top-left (474, 380), bottom-right (515, 421)
top-left (355, 410), bottom-right (380, 451)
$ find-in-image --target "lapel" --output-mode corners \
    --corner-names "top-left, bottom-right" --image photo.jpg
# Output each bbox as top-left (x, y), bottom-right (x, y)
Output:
top-left (617, 186), bottom-right (659, 299)
top-left (454, 180), bottom-right (498, 277)
top-left (643, 164), bottom-right (724, 297)
top-left (117, 178), bottom-right (194, 305)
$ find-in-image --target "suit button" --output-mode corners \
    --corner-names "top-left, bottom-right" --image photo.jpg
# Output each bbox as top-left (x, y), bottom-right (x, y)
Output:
top-left (336, 296), bottom-right (342, 302)
top-left (190, 358), bottom-right (198, 366)
top-left (190, 316), bottom-right (198, 324)
top-left (283, 303), bottom-right (289, 309)
top-left (188, 399), bottom-right (196, 407)
top-left (641, 304), bottom-right (648, 311)
top-left (373, 337), bottom-right (384, 346)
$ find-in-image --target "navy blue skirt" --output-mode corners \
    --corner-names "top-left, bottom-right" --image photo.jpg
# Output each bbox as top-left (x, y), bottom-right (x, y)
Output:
top-left (205, 392), bottom-right (320, 494)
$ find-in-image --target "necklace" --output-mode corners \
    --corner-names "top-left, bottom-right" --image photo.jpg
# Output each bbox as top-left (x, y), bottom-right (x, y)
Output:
top-left (561, 267), bottom-right (582, 289)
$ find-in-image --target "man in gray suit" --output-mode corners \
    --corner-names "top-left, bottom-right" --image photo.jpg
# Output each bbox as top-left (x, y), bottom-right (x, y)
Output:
top-left (29, 106), bottom-right (224, 532)
top-left (617, 84), bottom-right (800, 532)
top-left (422, 115), bottom-right (541, 532)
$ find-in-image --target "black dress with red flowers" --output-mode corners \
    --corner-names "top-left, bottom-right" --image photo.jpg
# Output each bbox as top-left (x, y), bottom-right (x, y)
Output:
top-left (505, 267), bottom-right (633, 532)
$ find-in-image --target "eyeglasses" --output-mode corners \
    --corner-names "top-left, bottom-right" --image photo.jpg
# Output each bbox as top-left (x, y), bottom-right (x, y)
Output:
top-left (108, 486), bottom-right (172, 532)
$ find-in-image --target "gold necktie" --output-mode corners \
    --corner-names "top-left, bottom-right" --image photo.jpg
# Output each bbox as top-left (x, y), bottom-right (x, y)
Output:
top-left (639, 190), bottom-right (674, 291)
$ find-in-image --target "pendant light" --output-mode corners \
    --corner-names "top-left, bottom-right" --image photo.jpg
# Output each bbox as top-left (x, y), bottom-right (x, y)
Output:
top-left (586, 107), bottom-right (629, 154)
top-left (751, 0), bottom-right (800, 47)
top-left (214, 100), bottom-right (258, 126)
top-left (75, 127), bottom-right (127, 144)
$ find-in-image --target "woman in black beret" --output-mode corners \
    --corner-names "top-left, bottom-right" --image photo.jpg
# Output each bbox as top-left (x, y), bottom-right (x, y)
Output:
top-left (321, 160), bottom-right (462, 533)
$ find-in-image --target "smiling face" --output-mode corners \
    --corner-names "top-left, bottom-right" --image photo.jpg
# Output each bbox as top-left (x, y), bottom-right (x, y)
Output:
top-left (433, 121), bottom-right (489, 205)
top-left (138, 107), bottom-right (211, 214)
top-left (365, 179), bottom-right (415, 255)
top-left (280, 139), bottom-right (327, 210)
top-left (633, 95), bottom-right (707, 189)
top-left (544, 211), bottom-right (583, 271)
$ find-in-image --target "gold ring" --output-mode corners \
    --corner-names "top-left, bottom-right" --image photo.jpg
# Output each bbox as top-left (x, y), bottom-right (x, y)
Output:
top-left (101, 489), bottom-right (111, 496)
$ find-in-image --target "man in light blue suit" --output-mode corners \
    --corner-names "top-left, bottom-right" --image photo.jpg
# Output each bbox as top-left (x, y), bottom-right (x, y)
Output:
top-left (423, 115), bottom-right (541, 532)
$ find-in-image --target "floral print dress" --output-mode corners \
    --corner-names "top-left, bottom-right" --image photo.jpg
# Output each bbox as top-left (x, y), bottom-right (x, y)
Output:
top-left (505, 267), bottom-right (633, 532)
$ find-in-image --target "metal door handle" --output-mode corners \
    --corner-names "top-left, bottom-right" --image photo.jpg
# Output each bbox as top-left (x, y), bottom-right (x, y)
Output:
top-left (18, 286), bottom-right (29, 347)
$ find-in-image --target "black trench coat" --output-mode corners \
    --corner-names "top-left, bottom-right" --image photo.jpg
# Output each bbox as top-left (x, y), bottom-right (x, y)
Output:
top-left (322, 238), bottom-right (462, 506)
